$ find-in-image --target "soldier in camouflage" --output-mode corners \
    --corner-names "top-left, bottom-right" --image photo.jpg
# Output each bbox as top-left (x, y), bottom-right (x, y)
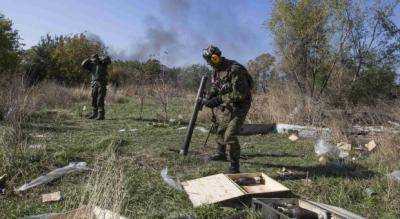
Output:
top-left (202, 45), bottom-right (253, 173)
top-left (81, 54), bottom-right (111, 120)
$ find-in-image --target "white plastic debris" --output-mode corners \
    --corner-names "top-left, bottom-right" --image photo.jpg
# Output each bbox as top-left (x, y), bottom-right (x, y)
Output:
top-left (16, 162), bottom-right (91, 192)
top-left (389, 170), bottom-right (400, 182)
top-left (314, 138), bottom-right (339, 157)
top-left (161, 167), bottom-right (183, 191)
top-left (118, 128), bottom-right (138, 133)
top-left (82, 105), bottom-right (87, 111)
top-left (28, 144), bottom-right (44, 150)
top-left (177, 126), bottom-right (209, 133)
top-left (276, 123), bottom-right (331, 138)
top-left (195, 126), bottom-right (208, 133)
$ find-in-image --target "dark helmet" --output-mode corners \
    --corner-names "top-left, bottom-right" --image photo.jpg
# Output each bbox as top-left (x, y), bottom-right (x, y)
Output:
top-left (202, 45), bottom-right (222, 61)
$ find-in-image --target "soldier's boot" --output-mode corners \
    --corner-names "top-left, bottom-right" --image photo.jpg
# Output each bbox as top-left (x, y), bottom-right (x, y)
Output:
top-left (228, 162), bottom-right (240, 174)
top-left (95, 110), bottom-right (105, 120)
top-left (228, 141), bottom-right (241, 173)
top-left (87, 109), bottom-right (98, 119)
top-left (208, 143), bottom-right (227, 161)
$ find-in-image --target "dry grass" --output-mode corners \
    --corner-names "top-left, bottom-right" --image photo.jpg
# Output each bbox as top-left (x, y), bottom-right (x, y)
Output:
top-left (64, 139), bottom-right (127, 217)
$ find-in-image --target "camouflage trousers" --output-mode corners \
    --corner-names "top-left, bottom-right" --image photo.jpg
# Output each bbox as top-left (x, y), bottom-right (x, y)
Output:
top-left (215, 104), bottom-right (250, 163)
top-left (91, 82), bottom-right (107, 114)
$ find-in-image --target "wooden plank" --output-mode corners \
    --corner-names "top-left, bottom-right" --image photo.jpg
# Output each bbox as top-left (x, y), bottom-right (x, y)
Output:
top-left (226, 173), bottom-right (290, 195)
top-left (298, 200), bottom-right (329, 219)
top-left (42, 191), bottom-right (62, 203)
top-left (306, 200), bottom-right (365, 219)
top-left (181, 174), bottom-right (245, 207)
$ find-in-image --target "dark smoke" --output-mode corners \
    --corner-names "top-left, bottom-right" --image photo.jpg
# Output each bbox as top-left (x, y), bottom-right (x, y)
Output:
top-left (128, 0), bottom-right (264, 66)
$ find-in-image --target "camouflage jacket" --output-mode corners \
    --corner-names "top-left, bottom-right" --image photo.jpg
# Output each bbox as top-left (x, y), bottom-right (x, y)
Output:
top-left (211, 58), bottom-right (253, 108)
top-left (81, 57), bottom-right (111, 85)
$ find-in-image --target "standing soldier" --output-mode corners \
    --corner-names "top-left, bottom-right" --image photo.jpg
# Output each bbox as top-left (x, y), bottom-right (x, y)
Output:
top-left (202, 45), bottom-right (253, 173)
top-left (81, 54), bottom-right (111, 120)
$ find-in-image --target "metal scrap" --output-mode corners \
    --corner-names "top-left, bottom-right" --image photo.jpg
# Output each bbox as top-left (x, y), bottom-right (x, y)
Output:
top-left (16, 162), bottom-right (91, 192)
top-left (161, 166), bottom-right (183, 191)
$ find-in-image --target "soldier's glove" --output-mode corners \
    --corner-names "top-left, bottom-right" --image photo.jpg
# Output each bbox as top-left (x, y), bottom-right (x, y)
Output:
top-left (203, 97), bottom-right (223, 108)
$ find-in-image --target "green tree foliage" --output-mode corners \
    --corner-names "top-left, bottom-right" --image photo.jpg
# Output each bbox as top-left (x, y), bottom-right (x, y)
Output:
top-left (247, 53), bottom-right (276, 92)
top-left (178, 64), bottom-right (212, 90)
top-left (25, 34), bottom-right (106, 85)
top-left (0, 13), bottom-right (22, 75)
top-left (270, 0), bottom-right (399, 104)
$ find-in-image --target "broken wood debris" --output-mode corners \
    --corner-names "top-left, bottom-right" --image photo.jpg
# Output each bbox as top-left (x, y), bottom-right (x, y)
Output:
top-left (365, 140), bottom-right (377, 152)
top-left (181, 172), bottom-right (290, 207)
top-left (42, 191), bottom-right (62, 203)
top-left (288, 134), bottom-right (299, 142)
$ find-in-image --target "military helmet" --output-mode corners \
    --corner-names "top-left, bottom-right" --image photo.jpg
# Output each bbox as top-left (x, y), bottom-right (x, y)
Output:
top-left (202, 45), bottom-right (222, 61)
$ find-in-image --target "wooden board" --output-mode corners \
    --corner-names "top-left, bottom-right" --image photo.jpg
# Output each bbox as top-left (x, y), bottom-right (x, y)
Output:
top-left (300, 200), bottom-right (365, 219)
top-left (226, 173), bottom-right (290, 195)
top-left (181, 174), bottom-right (245, 207)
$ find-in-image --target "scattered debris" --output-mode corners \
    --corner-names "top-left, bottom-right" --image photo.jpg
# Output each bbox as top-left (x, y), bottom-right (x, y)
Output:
top-left (16, 162), bottom-right (91, 192)
top-left (177, 126), bottom-right (208, 133)
top-left (151, 122), bottom-right (168, 127)
top-left (301, 178), bottom-right (313, 185)
top-left (288, 134), bottom-right (299, 142)
top-left (82, 105), bottom-right (87, 111)
top-left (318, 156), bottom-right (328, 166)
top-left (364, 188), bottom-right (377, 197)
top-left (161, 167), bottom-right (183, 191)
top-left (389, 170), bottom-right (400, 182)
top-left (42, 191), bottom-right (62, 203)
top-left (22, 205), bottom-right (128, 219)
top-left (365, 140), bottom-right (377, 152)
top-left (337, 142), bottom-right (351, 158)
top-left (182, 172), bottom-right (290, 207)
top-left (276, 123), bottom-right (331, 139)
top-left (315, 138), bottom-right (338, 157)
top-left (388, 121), bottom-right (400, 127)
top-left (0, 174), bottom-right (6, 195)
top-left (195, 126), bottom-right (208, 133)
top-left (277, 167), bottom-right (295, 179)
top-left (118, 128), bottom-right (138, 133)
top-left (33, 134), bottom-right (47, 138)
top-left (28, 144), bottom-right (45, 150)
top-left (169, 118), bottom-right (176, 123)
top-left (252, 198), bottom-right (365, 219)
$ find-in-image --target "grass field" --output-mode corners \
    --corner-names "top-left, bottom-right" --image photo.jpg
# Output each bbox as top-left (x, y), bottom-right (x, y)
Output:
top-left (1, 96), bottom-right (399, 218)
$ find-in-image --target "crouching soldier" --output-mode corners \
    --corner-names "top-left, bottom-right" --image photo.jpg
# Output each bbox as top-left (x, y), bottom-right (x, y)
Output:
top-left (202, 45), bottom-right (253, 173)
top-left (81, 54), bottom-right (111, 120)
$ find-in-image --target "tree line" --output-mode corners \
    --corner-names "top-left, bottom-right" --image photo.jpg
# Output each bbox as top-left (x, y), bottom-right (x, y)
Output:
top-left (1, 0), bottom-right (399, 104)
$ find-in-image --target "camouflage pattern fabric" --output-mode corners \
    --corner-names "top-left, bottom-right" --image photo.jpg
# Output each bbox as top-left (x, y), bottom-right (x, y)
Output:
top-left (81, 56), bottom-right (111, 116)
top-left (212, 57), bottom-right (253, 163)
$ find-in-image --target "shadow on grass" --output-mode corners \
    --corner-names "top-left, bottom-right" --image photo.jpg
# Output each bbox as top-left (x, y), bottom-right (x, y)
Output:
top-left (242, 160), bottom-right (377, 180)
top-left (24, 122), bottom-right (83, 133)
top-left (240, 152), bottom-right (303, 159)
